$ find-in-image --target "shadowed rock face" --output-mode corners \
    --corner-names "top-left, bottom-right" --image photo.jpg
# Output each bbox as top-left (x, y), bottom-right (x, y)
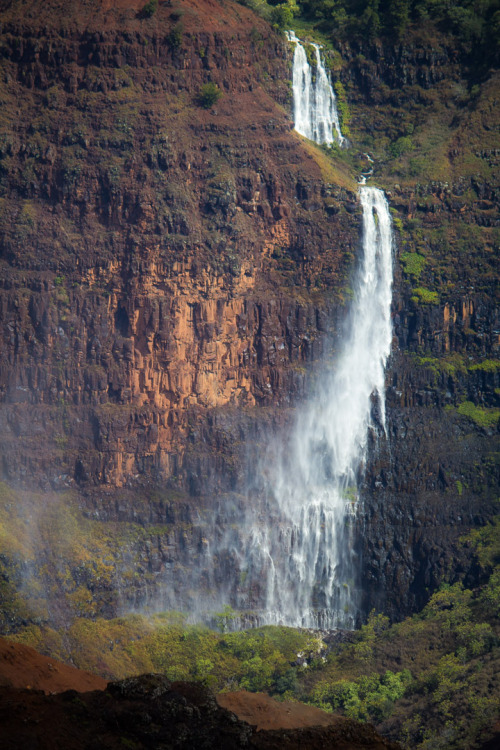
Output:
top-left (0, 672), bottom-right (401, 750)
top-left (0, 0), bottom-right (498, 628)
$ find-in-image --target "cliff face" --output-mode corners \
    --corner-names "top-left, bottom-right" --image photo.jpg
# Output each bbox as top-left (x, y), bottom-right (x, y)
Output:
top-left (339, 37), bottom-right (500, 618)
top-left (0, 0), bottom-right (357, 490)
top-left (0, 0), bottom-right (498, 629)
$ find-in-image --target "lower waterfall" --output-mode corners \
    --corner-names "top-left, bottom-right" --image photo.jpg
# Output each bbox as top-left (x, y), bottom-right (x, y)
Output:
top-left (233, 186), bottom-right (394, 629)
top-left (141, 190), bottom-right (393, 629)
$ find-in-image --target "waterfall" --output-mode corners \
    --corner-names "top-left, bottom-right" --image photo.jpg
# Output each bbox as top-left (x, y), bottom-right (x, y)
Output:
top-left (234, 186), bottom-right (394, 629)
top-left (149, 34), bottom-right (394, 632)
top-left (227, 32), bottom-right (393, 626)
top-left (287, 30), bottom-right (345, 146)
top-left (230, 34), bottom-right (393, 628)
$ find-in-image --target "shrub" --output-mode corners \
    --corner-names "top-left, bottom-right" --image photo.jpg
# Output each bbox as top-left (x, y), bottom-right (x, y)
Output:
top-left (167, 24), bottom-right (183, 49)
top-left (270, 3), bottom-right (295, 29)
top-left (423, 583), bottom-right (472, 629)
top-left (139, 0), bottom-right (158, 18)
top-left (469, 359), bottom-right (500, 373)
top-left (197, 83), bottom-right (223, 109)
top-left (390, 135), bottom-right (414, 158)
top-left (400, 252), bottom-right (426, 279)
top-left (312, 670), bottom-right (412, 723)
top-left (456, 401), bottom-right (500, 430)
top-left (305, 44), bottom-right (318, 69)
top-left (334, 81), bottom-right (351, 137)
top-left (411, 287), bottom-right (439, 304)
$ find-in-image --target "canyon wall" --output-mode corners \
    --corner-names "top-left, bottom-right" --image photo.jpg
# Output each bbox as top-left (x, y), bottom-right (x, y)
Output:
top-left (0, 0), bottom-right (498, 629)
top-left (0, 0), bottom-right (359, 491)
top-left (344, 40), bottom-right (500, 616)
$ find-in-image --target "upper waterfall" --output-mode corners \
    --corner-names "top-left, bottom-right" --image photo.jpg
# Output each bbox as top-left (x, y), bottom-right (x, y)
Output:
top-left (287, 30), bottom-right (345, 146)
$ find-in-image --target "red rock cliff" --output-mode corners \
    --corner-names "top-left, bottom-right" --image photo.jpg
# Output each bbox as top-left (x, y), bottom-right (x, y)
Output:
top-left (0, 0), bottom-right (358, 489)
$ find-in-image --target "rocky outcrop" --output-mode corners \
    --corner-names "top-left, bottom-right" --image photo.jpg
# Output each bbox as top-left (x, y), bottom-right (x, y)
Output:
top-left (338, 38), bottom-right (463, 96)
top-left (356, 178), bottom-right (499, 615)
top-left (0, 672), bottom-right (401, 749)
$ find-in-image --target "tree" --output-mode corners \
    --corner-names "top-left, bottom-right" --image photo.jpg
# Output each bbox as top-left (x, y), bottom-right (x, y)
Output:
top-left (360, 0), bottom-right (381, 40)
top-left (386, 0), bottom-right (409, 38)
top-left (270, 2), bottom-right (296, 29)
top-left (167, 24), bottom-right (183, 49)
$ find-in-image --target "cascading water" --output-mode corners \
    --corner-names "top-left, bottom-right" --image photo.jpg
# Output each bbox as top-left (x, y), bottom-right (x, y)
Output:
top-left (286, 30), bottom-right (345, 146)
top-left (227, 37), bottom-right (393, 628)
top-left (239, 185), bottom-right (394, 628)
top-left (146, 33), bottom-right (394, 632)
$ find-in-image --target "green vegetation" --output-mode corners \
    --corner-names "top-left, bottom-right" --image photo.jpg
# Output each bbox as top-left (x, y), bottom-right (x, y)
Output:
top-left (270, 1), bottom-right (298, 30)
top-left (139, 0), bottom-right (158, 18)
top-left (7, 515), bottom-right (500, 748)
top-left (414, 353), bottom-right (467, 379)
top-left (239, 0), bottom-right (300, 29)
top-left (312, 669), bottom-right (413, 722)
top-left (237, 0), bottom-right (274, 22)
top-left (10, 617), bottom-right (324, 692)
top-left (167, 24), bottom-right (183, 49)
top-left (400, 251), bottom-right (426, 279)
top-left (304, 42), bottom-right (318, 68)
top-left (412, 355), bottom-right (500, 407)
top-left (197, 83), bottom-right (223, 109)
top-left (303, 528), bottom-right (500, 748)
top-left (469, 359), bottom-right (500, 374)
top-left (285, 0), bottom-right (500, 61)
top-left (411, 287), bottom-right (439, 305)
top-left (456, 401), bottom-right (500, 430)
top-left (333, 81), bottom-right (351, 137)
top-left (389, 135), bottom-right (414, 158)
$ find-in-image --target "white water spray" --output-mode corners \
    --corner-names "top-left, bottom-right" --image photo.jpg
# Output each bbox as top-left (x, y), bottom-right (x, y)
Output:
top-left (287, 30), bottom-right (345, 146)
top-left (235, 186), bottom-right (393, 628)
top-left (229, 41), bottom-right (393, 627)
